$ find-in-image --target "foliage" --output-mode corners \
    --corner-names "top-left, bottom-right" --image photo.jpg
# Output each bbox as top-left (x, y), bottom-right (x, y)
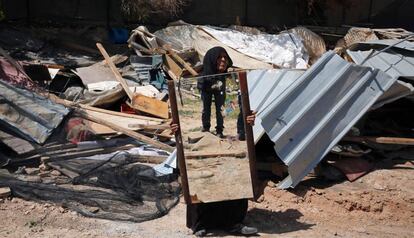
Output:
top-left (120, 0), bottom-right (189, 21)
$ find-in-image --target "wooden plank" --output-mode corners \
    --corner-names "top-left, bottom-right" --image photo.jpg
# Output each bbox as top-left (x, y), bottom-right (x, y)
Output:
top-left (85, 110), bottom-right (161, 129)
top-left (48, 95), bottom-right (165, 123)
top-left (167, 79), bottom-right (191, 204)
top-left (96, 43), bottom-right (135, 100)
top-left (343, 136), bottom-right (414, 145)
top-left (163, 54), bottom-right (183, 78)
top-left (164, 45), bottom-right (199, 76)
top-left (131, 94), bottom-right (169, 119)
top-left (85, 120), bottom-right (116, 135)
top-left (75, 109), bottom-right (174, 152)
top-left (239, 71), bottom-right (260, 200)
top-left (185, 150), bottom-right (246, 159)
top-left (48, 155), bottom-right (167, 179)
top-left (45, 145), bottom-right (136, 162)
top-left (127, 123), bottom-right (170, 130)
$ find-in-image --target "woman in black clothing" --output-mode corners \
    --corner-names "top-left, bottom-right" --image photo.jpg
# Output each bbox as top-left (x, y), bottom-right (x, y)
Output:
top-left (197, 46), bottom-right (231, 138)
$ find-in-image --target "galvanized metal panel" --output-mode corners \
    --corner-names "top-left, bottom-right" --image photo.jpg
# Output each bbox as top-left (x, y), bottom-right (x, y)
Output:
top-left (372, 80), bottom-right (414, 110)
top-left (260, 51), bottom-right (395, 188)
top-left (347, 49), bottom-right (414, 80)
top-left (0, 80), bottom-right (70, 144)
top-left (349, 40), bottom-right (414, 52)
top-left (247, 69), bottom-right (304, 143)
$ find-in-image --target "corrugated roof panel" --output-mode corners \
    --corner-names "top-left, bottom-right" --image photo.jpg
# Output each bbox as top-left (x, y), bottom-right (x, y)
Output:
top-left (347, 49), bottom-right (414, 80)
top-left (259, 51), bottom-right (395, 188)
top-left (349, 39), bottom-right (414, 52)
top-left (247, 69), bottom-right (304, 143)
top-left (0, 80), bottom-right (70, 144)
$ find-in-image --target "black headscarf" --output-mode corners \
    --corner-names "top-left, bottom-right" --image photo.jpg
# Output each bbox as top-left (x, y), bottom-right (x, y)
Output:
top-left (197, 47), bottom-right (233, 91)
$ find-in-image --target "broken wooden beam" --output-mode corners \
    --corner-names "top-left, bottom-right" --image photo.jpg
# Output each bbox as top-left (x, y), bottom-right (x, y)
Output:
top-left (96, 42), bottom-right (135, 100)
top-left (185, 150), bottom-right (246, 159)
top-left (74, 109), bottom-right (174, 152)
top-left (48, 95), bottom-right (165, 123)
top-left (343, 136), bottom-right (414, 146)
top-left (164, 45), bottom-right (199, 76)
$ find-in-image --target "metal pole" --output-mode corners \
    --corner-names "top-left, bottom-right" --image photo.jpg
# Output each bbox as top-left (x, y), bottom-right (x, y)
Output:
top-left (360, 34), bottom-right (414, 65)
top-left (238, 71), bottom-right (259, 200)
top-left (167, 80), bottom-right (191, 204)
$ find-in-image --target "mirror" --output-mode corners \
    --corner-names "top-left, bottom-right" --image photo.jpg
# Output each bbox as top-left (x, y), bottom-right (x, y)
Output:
top-left (169, 71), bottom-right (256, 204)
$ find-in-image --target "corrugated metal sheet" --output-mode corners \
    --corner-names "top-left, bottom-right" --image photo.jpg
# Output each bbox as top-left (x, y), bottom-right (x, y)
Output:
top-left (0, 80), bottom-right (70, 144)
top-left (247, 69), bottom-right (304, 143)
top-left (259, 51), bottom-right (395, 189)
top-left (349, 39), bottom-right (414, 51)
top-left (347, 49), bottom-right (414, 80)
top-left (372, 80), bottom-right (414, 110)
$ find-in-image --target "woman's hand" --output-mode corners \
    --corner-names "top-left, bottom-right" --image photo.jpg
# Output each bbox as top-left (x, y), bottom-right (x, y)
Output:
top-left (170, 123), bottom-right (179, 135)
top-left (246, 111), bottom-right (257, 126)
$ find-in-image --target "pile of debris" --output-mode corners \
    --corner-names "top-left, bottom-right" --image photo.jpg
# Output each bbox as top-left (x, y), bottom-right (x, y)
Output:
top-left (0, 21), bottom-right (413, 222)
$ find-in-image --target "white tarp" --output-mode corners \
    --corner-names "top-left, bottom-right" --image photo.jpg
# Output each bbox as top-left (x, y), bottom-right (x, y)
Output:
top-left (200, 26), bottom-right (309, 69)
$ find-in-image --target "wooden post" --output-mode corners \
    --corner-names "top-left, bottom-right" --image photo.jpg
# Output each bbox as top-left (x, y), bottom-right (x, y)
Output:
top-left (238, 71), bottom-right (259, 200)
top-left (167, 80), bottom-right (191, 204)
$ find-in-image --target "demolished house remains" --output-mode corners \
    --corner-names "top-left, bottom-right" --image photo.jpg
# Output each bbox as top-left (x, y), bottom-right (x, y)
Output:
top-left (0, 18), bottom-right (414, 228)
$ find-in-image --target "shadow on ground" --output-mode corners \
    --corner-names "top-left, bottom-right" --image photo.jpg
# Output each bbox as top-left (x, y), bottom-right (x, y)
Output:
top-left (245, 208), bottom-right (314, 235)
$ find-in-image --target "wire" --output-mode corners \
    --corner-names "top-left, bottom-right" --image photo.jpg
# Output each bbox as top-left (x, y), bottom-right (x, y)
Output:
top-left (182, 70), bottom-right (248, 81)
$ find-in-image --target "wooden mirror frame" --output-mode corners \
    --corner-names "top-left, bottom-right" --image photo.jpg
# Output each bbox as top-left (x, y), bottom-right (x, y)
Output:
top-left (167, 71), bottom-right (260, 205)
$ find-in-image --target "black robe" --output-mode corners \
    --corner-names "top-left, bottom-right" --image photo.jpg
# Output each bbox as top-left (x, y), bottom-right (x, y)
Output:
top-left (186, 199), bottom-right (248, 232)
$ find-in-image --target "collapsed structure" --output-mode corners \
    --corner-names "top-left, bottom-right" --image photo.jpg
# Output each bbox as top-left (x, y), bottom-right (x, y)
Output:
top-left (1, 21), bottom-right (414, 221)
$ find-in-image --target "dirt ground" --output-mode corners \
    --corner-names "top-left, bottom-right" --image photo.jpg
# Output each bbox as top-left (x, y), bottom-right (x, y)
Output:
top-left (1, 162), bottom-right (413, 238)
top-left (1, 94), bottom-right (413, 237)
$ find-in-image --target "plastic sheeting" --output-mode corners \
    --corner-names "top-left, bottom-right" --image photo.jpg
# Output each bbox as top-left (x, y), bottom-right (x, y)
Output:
top-left (200, 26), bottom-right (309, 69)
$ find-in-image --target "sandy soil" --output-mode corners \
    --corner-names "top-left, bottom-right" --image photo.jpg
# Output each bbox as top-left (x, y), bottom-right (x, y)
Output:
top-left (1, 94), bottom-right (413, 237)
top-left (0, 162), bottom-right (412, 238)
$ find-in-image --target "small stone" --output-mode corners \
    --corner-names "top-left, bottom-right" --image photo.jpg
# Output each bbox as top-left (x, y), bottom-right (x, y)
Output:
top-left (50, 170), bottom-right (62, 176)
top-left (315, 189), bottom-right (324, 195)
top-left (70, 211), bottom-right (78, 216)
top-left (257, 195), bottom-right (265, 203)
top-left (24, 210), bottom-right (31, 215)
top-left (59, 207), bottom-right (66, 213)
top-left (267, 181), bottom-right (277, 188)
top-left (87, 207), bottom-right (100, 214)
top-left (0, 187), bottom-right (11, 199)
